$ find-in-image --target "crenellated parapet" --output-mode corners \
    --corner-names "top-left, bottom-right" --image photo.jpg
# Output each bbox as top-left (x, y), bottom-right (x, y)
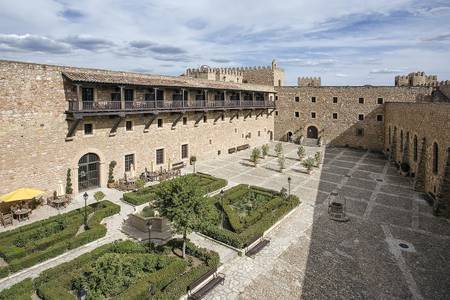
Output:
top-left (298, 76), bottom-right (321, 87)
top-left (395, 71), bottom-right (438, 87)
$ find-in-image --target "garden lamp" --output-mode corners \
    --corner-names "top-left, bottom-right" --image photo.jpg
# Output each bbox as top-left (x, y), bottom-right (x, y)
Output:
top-left (83, 192), bottom-right (88, 229)
top-left (288, 177), bottom-right (291, 198)
top-left (220, 189), bottom-right (224, 227)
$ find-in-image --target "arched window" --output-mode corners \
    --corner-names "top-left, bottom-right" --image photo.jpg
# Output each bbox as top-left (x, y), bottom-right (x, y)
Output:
top-left (413, 135), bottom-right (418, 161)
top-left (433, 142), bottom-right (439, 174)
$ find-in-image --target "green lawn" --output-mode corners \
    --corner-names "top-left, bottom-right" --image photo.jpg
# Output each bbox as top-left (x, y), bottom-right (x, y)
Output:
top-left (32, 240), bottom-right (219, 300)
top-left (0, 200), bottom-right (120, 278)
top-left (123, 172), bottom-right (227, 206)
top-left (200, 184), bottom-right (300, 249)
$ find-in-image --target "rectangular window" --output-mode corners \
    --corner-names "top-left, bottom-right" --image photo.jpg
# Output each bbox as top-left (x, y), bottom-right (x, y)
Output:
top-left (258, 131), bottom-right (261, 136)
top-left (333, 97), bottom-right (338, 103)
top-left (82, 88), bottom-right (94, 102)
top-left (181, 144), bottom-right (188, 159)
top-left (333, 113), bottom-right (338, 119)
top-left (295, 112), bottom-right (299, 118)
top-left (275, 96), bottom-right (278, 101)
top-left (182, 117), bottom-right (187, 125)
top-left (124, 154), bottom-right (135, 172)
top-left (84, 123), bottom-right (93, 135)
top-left (275, 111), bottom-right (278, 116)
top-left (377, 97), bottom-right (384, 104)
top-left (356, 128), bottom-right (364, 136)
top-left (358, 97), bottom-right (364, 104)
top-left (157, 119), bottom-right (163, 128)
top-left (358, 114), bottom-right (364, 121)
top-left (295, 96), bottom-right (300, 102)
top-left (311, 112), bottom-right (316, 119)
top-left (124, 89), bottom-right (134, 101)
top-left (203, 115), bottom-right (207, 123)
top-left (125, 120), bottom-right (133, 131)
top-left (156, 149), bottom-right (164, 165)
top-left (377, 115), bottom-right (383, 121)
top-left (111, 92), bottom-right (120, 102)
top-left (221, 114), bottom-right (224, 121)
top-left (311, 97), bottom-right (316, 103)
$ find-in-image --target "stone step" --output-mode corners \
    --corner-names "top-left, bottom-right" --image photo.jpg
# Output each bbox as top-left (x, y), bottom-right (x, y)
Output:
top-left (302, 138), bottom-right (319, 147)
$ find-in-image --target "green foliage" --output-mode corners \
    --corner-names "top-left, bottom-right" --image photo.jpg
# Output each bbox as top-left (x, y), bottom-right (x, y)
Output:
top-left (261, 144), bottom-right (269, 157)
top-left (140, 206), bottom-right (155, 218)
top-left (108, 161), bottom-right (117, 184)
top-left (250, 148), bottom-right (261, 164)
top-left (94, 191), bottom-right (105, 202)
top-left (278, 155), bottom-right (286, 171)
top-left (0, 201), bottom-right (120, 277)
top-left (135, 179), bottom-right (146, 189)
top-left (274, 142), bottom-right (283, 157)
top-left (65, 169), bottom-right (73, 194)
top-left (302, 157), bottom-right (316, 173)
top-left (0, 278), bottom-right (33, 300)
top-left (314, 151), bottom-right (322, 166)
top-left (297, 146), bottom-right (305, 161)
top-left (190, 155), bottom-right (197, 164)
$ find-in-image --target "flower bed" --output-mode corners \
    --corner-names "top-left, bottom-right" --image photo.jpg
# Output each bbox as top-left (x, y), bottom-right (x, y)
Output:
top-left (33, 239), bottom-right (219, 300)
top-left (0, 200), bottom-right (120, 278)
top-left (123, 172), bottom-right (227, 205)
top-left (199, 184), bottom-right (300, 249)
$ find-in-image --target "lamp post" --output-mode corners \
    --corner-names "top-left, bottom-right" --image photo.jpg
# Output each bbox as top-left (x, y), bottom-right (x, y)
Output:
top-left (288, 177), bottom-right (291, 198)
top-left (83, 192), bottom-right (88, 229)
top-left (147, 220), bottom-right (153, 251)
top-left (220, 189), bottom-right (224, 228)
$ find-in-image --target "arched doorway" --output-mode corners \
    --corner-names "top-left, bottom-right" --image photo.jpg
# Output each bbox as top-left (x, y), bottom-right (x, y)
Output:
top-left (78, 153), bottom-right (100, 191)
top-left (307, 126), bottom-right (318, 139)
top-left (287, 131), bottom-right (293, 142)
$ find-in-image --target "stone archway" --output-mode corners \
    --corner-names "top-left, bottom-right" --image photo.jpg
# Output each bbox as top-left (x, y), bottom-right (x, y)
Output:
top-left (307, 126), bottom-right (318, 139)
top-left (78, 153), bottom-right (100, 191)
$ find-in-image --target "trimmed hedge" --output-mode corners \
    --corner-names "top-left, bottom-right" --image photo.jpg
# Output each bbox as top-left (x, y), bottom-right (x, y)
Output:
top-left (123, 173), bottom-right (227, 205)
top-left (200, 185), bottom-right (300, 248)
top-left (0, 278), bottom-right (33, 300)
top-left (0, 200), bottom-right (120, 278)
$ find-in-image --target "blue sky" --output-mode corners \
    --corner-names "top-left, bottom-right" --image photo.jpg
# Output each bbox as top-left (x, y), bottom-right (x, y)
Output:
top-left (0, 0), bottom-right (449, 85)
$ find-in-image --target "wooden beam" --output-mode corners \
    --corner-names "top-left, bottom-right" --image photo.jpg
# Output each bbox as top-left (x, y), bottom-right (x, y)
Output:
top-left (194, 112), bottom-right (205, 127)
top-left (244, 110), bottom-right (252, 120)
top-left (255, 109), bottom-right (265, 119)
top-left (110, 114), bottom-right (125, 136)
top-left (229, 111), bottom-right (239, 122)
top-left (171, 113), bottom-right (184, 129)
top-left (65, 115), bottom-right (83, 141)
top-left (213, 112), bottom-right (224, 124)
top-left (267, 108), bottom-right (276, 116)
top-left (143, 113), bottom-right (158, 132)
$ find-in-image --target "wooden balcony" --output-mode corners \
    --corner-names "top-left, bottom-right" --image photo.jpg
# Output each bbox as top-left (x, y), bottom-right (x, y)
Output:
top-left (66, 99), bottom-right (275, 116)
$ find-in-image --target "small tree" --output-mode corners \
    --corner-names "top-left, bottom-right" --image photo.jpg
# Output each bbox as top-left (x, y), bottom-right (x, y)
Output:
top-left (297, 146), bottom-right (305, 161)
top-left (250, 148), bottom-right (261, 166)
top-left (190, 156), bottom-right (197, 173)
top-left (108, 161), bottom-right (117, 184)
top-left (155, 176), bottom-right (212, 258)
top-left (278, 155), bottom-right (286, 172)
top-left (275, 143), bottom-right (283, 157)
top-left (314, 151), bottom-right (322, 167)
top-left (94, 191), bottom-right (105, 209)
top-left (135, 179), bottom-right (145, 189)
top-left (65, 169), bottom-right (73, 194)
top-left (261, 144), bottom-right (269, 158)
top-left (302, 157), bottom-right (316, 174)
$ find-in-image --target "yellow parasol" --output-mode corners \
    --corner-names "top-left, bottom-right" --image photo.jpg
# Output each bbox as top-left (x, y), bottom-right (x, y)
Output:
top-left (0, 188), bottom-right (45, 203)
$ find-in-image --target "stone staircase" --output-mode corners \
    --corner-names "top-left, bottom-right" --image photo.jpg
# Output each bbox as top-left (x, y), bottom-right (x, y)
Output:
top-left (302, 138), bottom-right (319, 147)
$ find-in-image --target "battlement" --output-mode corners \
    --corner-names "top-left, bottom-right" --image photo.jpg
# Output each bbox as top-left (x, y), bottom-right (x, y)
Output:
top-left (298, 76), bottom-right (321, 87)
top-left (395, 71), bottom-right (438, 87)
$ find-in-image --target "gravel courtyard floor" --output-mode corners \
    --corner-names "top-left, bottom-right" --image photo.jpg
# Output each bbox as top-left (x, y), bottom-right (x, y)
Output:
top-left (188, 142), bottom-right (450, 300)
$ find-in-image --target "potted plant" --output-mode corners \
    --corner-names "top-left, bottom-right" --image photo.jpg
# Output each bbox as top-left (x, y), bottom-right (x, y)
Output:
top-left (297, 146), bottom-right (305, 161)
top-left (65, 168), bottom-right (73, 194)
top-left (108, 161), bottom-right (117, 188)
top-left (314, 151), bottom-right (322, 167)
top-left (261, 144), bottom-right (269, 159)
top-left (275, 142), bottom-right (283, 157)
top-left (190, 156), bottom-right (197, 173)
top-left (278, 155), bottom-right (286, 173)
top-left (302, 157), bottom-right (316, 174)
top-left (250, 148), bottom-right (261, 167)
top-left (400, 162), bottom-right (410, 176)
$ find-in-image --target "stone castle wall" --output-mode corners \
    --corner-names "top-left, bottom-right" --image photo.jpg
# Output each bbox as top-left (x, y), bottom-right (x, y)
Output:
top-left (0, 60), bottom-right (274, 195)
top-left (298, 77), bottom-right (321, 87)
top-left (274, 86), bottom-right (430, 151)
top-left (384, 102), bottom-right (450, 195)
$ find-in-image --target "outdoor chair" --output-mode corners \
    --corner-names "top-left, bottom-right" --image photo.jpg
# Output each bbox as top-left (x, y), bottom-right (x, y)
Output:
top-left (1, 212), bottom-right (13, 227)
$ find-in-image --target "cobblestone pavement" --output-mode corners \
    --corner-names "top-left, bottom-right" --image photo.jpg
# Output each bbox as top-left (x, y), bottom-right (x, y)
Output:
top-left (186, 143), bottom-right (450, 300)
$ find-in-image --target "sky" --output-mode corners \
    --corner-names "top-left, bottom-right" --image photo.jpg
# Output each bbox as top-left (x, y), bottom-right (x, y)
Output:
top-left (0, 0), bottom-right (449, 85)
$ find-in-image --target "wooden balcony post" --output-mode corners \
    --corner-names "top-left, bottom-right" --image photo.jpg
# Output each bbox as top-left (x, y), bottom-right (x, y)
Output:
top-left (204, 89), bottom-right (208, 107)
top-left (252, 92), bottom-right (255, 106)
top-left (120, 86), bottom-right (125, 109)
top-left (76, 84), bottom-right (82, 110)
top-left (239, 91), bottom-right (242, 106)
top-left (223, 90), bottom-right (227, 105)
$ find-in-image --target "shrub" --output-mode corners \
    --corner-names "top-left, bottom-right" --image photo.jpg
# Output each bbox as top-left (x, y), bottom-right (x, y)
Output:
top-left (65, 169), bottom-right (73, 194)
top-left (302, 157), bottom-right (316, 173)
top-left (190, 155), bottom-right (197, 165)
top-left (0, 278), bottom-right (33, 300)
top-left (274, 142), bottom-right (283, 157)
top-left (94, 191), bottom-right (105, 202)
top-left (278, 155), bottom-right (286, 171)
top-left (314, 151), bottom-right (322, 166)
top-left (297, 146), bottom-right (305, 161)
top-left (135, 178), bottom-right (145, 189)
top-left (250, 148), bottom-right (261, 165)
top-left (108, 161), bottom-right (117, 184)
top-left (261, 144), bottom-right (269, 157)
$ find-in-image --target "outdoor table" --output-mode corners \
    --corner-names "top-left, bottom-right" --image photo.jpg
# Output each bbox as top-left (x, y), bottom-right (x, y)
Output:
top-left (51, 198), bottom-right (67, 209)
top-left (13, 208), bottom-right (30, 222)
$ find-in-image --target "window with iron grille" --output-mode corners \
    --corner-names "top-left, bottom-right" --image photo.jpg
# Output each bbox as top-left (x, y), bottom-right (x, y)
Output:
top-left (377, 115), bottom-right (383, 121)
top-left (333, 97), bottom-right (338, 103)
top-left (311, 112), bottom-right (316, 118)
top-left (358, 114), bottom-right (364, 121)
top-left (311, 97), bottom-right (316, 103)
top-left (295, 112), bottom-right (299, 118)
top-left (124, 89), bottom-right (134, 101)
top-left (156, 149), bottom-right (164, 165)
top-left (295, 96), bottom-right (299, 102)
top-left (157, 119), bottom-right (163, 128)
top-left (377, 97), bottom-right (384, 104)
top-left (181, 144), bottom-right (188, 159)
top-left (125, 121), bottom-right (133, 131)
top-left (358, 97), bottom-right (364, 104)
top-left (183, 117), bottom-right (187, 125)
top-left (111, 93), bottom-right (120, 101)
top-left (82, 88), bottom-right (94, 101)
top-left (84, 123), bottom-right (93, 135)
top-left (125, 154), bottom-right (135, 172)
top-left (356, 128), bottom-right (364, 136)
top-left (333, 113), bottom-right (338, 119)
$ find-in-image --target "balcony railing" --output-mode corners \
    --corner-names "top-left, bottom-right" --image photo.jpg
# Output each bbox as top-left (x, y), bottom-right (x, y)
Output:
top-left (68, 99), bottom-right (275, 113)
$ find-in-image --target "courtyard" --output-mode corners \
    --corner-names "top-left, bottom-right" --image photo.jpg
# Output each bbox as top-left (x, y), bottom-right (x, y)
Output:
top-left (0, 142), bottom-right (449, 299)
